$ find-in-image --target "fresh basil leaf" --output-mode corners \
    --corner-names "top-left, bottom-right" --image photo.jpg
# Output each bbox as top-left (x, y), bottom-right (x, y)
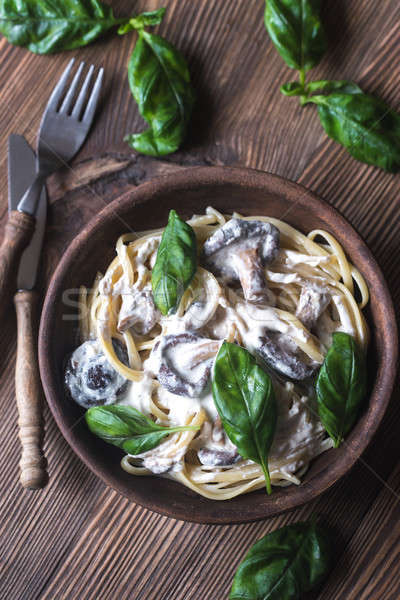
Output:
top-left (316, 332), bottom-right (367, 447)
top-left (151, 210), bottom-right (197, 316)
top-left (264, 0), bottom-right (327, 72)
top-left (306, 79), bottom-right (363, 95)
top-left (212, 342), bottom-right (277, 494)
top-left (86, 404), bottom-right (199, 455)
top-left (230, 519), bottom-right (333, 600)
top-left (117, 8), bottom-right (166, 35)
top-left (280, 81), bottom-right (306, 97)
top-left (0, 0), bottom-right (125, 54)
top-left (124, 26), bottom-right (195, 156)
top-left (306, 91), bottom-right (400, 172)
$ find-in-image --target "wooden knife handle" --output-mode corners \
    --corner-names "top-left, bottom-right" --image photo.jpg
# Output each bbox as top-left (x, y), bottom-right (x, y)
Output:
top-left (0, 211), bottom-right (35, 319)
top-left (14, 290), bottom-right (47, 489)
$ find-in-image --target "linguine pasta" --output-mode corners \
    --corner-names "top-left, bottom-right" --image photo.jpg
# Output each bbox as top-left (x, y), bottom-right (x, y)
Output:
top-left (72, 207), bottom-right (369, 500)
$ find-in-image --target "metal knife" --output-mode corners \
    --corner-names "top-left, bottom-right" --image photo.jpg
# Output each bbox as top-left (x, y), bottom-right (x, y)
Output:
top-left (8, 134), bottom-right (48, 489)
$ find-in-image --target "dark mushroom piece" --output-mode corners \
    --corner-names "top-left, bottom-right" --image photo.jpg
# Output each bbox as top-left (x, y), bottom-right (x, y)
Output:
top-left (118, 289), bottom-right (159, 335)
top-left (151, 333), bottom-right (220, 398)
top-left (65, 340), bottom-right (128, 409)
top-left (256, 332), bottom-right (316, 381)
top-left (198, 447), bottom-right (240, 466)
top-left (198, 417), bottom-right (240, 466)
top-left (202, 219), bottom-right (280, 302)
top-left (295, 285), bottom-right (330, 331)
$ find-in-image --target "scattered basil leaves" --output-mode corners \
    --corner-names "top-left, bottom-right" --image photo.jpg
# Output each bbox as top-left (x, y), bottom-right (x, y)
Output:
top-left (316, 332), bottom-right (367, 448)
top-left (212, 342), bottom-right (277, 494)
top-left (151, 210), bottom-right (197, 316)
top-left (264, 0), bottom-right (327, 75)
top-left (0, 0), bottom-right (126, 54)
top-left (86, 404), bottom-right (199, 455)
top-left (123, 12), bottom-right (195, 156)
top-left (0, 3), bottom-right (195, 157)
top-left (230, 518), bottom-right (333, 600)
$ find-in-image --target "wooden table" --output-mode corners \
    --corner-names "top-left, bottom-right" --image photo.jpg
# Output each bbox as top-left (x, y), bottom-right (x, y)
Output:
top-left (1, 1), bottom-right (399, 598)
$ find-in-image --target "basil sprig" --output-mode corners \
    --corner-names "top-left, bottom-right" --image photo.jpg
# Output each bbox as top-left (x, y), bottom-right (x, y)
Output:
top-left (316, 332), bottom-right (367, 448)
top-left (0, 0), bottom-right (127, 54)
top-left (264, 0), bottom-right (327, 79)
top-left (86, 404), bottom-right (199, 455)
top-left (122, 9), bottom-right (195, 156)
top-left (265, 2), bottom-right (400, 171)
top-left (212, 342), bottom-right (277, 494)
top-left (230, 519), bottom-right (333, 600)
top-left (151, 210), bottom-right (197, 316)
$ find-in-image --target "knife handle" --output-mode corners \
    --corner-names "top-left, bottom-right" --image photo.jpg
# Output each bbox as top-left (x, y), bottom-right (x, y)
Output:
top-left (0, 211), bottom-right (35, 318)
top-left (14, 289), bottom-right (48, 489)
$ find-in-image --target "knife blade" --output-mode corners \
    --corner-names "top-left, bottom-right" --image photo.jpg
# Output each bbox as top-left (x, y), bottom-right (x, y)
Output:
top-left (8, 134), bottom-right (48, 489)
top-left (8, 134), bottom-right (47, 290)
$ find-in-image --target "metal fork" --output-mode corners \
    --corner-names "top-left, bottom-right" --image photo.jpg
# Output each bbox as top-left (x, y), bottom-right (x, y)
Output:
top-left (0, 59), bottom-right (104, 317)
top-left (18, 58), bottom-right (104, 215)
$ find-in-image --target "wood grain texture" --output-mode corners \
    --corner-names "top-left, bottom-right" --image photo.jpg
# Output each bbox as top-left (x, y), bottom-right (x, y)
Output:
top-left (0, 0), bottom-right (399, 599)
top-left (0, 211), bottom-right (35, 320)
top-left (14, 290), bottom-right (47, 489)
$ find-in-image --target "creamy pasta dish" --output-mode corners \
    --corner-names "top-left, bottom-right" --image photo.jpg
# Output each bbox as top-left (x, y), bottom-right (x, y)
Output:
top-left (65, 207), bottom-right (369, 500)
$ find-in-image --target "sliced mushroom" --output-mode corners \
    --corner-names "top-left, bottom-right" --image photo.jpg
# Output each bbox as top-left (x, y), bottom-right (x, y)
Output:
top-left (256, 332), bottom-right (316, 381)
top-left (118, 288), bottom-right (159, 335)
top-left (198, 418), bottom-right (240, 466)
top-left (65, 340), bottom-right (128, 409)
top-left (202, 219), bottom-right (280, 302)
top-left (151, 333), bottom-right (220, 398)
top-left (198, 447), bottom-right (240, 466)
top-left (295, 285), bottom-right (330, 331)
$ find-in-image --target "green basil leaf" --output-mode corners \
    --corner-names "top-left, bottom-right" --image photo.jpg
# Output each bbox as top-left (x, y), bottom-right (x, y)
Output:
top-left (264, 0), bottom-right (327, 71)
top-left (280, 81), bottom-right (306, 96)
top-left (230, 519), bottom-right (333, 600)
top-left (151, 210), bottom-right (197, 315)
top-left (86, 404), bottom-right (199, 455)
top-left (117, 8), bottom-right (166, 35)
top-left (125, 29), bottom-right (195, 156)
top-left (0, 0), bottom-right (125, 54)
top-left (316, 332), bottom-right (367, 447)
top-left (212, 342), bottom-right (277, 494)
top-left (307, 91), bottom-right (400, 172)
top-left (306, 79), bottom-right (363, 95)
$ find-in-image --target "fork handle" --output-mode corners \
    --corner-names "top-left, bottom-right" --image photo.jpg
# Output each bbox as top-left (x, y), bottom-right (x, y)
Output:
top-left (0, 211), bottom-right (35, 320)
top-left (15, 290), bottom-right (47, 489)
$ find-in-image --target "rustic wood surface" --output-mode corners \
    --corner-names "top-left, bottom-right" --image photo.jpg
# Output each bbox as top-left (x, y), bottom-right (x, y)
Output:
top-left (0, 1), bottom-right (399, 598)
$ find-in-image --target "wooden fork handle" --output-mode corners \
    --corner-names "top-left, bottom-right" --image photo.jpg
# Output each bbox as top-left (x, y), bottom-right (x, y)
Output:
top-left (14, 290), bottom-right (48, 489)
top-left (0, 211), bottom-right (35, 319)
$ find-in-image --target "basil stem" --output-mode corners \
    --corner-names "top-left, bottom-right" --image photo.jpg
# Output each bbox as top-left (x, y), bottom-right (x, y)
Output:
top-left (86, 404), bottom-right (199, 455)
top-left (212, 342), bottom-right (277, 494)
top-left (230, 518), bottom-right (333, 600)
top-left (151, 210), bottom-right (197, 316)
top-left (316, 332), bottom-right (367, 447)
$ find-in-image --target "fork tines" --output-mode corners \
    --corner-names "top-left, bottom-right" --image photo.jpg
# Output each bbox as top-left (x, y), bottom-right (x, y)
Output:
top-left (48, 58), bottom-right (104, 122)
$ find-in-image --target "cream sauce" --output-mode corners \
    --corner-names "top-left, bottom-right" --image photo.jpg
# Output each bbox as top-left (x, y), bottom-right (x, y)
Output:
top-left (71, 216), bottom-right (359, 480)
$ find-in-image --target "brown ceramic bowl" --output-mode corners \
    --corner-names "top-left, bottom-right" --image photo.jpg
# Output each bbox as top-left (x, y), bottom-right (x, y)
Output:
top-left (39, 166), bottom-right (397, 524)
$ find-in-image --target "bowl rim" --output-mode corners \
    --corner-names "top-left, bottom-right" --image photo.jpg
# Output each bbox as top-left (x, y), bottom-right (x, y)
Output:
top-left (39, 165), bottom-right (398, 523)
